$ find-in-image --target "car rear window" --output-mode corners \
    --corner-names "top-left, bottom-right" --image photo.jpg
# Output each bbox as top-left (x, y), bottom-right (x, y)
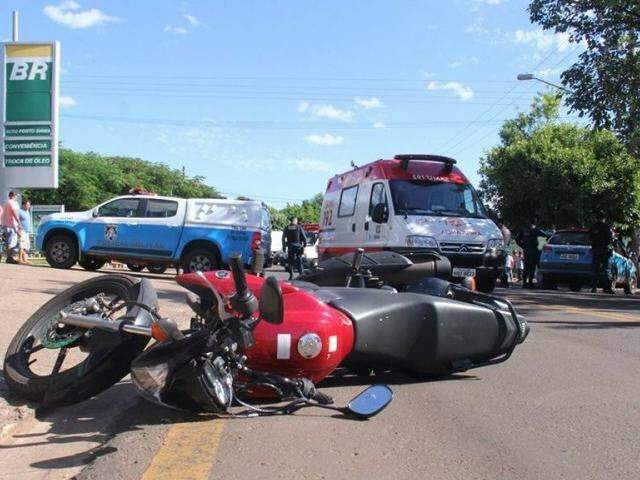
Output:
top-left (549, 232), bottom-right (590, 246)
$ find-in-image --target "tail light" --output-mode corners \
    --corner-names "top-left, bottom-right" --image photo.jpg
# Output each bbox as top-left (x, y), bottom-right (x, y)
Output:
top-left (251, 231), bottom-right (262, 250)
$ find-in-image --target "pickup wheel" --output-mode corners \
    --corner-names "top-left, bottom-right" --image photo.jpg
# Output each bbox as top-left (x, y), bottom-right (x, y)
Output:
top-left (45, 235), bottom-right (78, 269)
top-left (126, 264), bottom-right (145, 272)
top-left (147, 264), bottom-right (168, 274)
top-left (79, 257), bottom-right (106, 271)
top-left (182, 248), bottom-right (219, 273)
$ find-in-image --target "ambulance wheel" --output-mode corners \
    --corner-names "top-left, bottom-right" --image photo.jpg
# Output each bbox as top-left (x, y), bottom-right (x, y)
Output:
top-left (476, 276), bottom-right (496, 293)
top-left (126, 264), bottom-right (145, 272)
top-left (45, 234), bottom-right (78, 270)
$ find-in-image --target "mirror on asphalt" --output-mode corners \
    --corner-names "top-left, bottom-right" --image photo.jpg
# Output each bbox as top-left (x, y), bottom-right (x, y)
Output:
top-left (347, 385), bottom-right (393, 418)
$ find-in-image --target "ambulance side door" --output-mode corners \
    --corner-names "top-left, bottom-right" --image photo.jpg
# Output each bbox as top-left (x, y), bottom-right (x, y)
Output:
top-left (366, 182), bottom-right (390, 246)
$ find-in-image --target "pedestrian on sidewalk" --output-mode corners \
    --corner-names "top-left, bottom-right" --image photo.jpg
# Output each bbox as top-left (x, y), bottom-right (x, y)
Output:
top-left (1, 192), bottom-right (22, 264)
top-left (18, 199), bottom-right (32, 265)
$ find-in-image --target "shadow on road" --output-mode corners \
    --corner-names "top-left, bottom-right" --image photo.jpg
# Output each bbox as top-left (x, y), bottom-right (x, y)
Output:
top-left (0, 367), bottom-right (471, 471)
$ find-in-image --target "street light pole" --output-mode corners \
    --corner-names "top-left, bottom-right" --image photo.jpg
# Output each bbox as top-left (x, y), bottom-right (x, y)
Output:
top-left (12, 10), bottom-right (19, 42)
top-left (517, 73), bottom-right (570, 93)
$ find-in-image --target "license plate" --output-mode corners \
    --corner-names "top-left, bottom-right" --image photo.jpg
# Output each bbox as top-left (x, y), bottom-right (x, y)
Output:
top-left (560, 253), bottom-right (580, 260)
top-left (452, 267), bottom-right (476, 278)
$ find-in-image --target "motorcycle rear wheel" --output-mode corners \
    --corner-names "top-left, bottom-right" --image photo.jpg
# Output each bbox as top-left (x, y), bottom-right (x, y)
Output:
top-left (3, 275), bottom-right (149, 404)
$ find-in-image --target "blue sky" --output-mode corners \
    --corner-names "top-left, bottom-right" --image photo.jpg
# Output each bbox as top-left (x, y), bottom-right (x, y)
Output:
top-left (1, 0), bottom-right (582, 207)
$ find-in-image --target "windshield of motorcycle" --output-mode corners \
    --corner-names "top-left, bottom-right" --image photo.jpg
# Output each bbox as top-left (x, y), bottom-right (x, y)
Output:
top-left (389, 179), bottom-right (487, 219)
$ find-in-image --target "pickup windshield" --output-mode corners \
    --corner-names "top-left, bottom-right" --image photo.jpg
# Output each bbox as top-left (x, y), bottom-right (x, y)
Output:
top-left (389, 179), bottom-right (487, 218)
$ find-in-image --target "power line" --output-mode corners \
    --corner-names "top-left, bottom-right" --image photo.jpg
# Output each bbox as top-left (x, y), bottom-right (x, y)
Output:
top-left (446, 46), bottom-right (582, 158)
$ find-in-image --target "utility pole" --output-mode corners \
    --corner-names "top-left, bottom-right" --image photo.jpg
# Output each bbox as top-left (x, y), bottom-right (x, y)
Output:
top-left (12, 10), bottom-right (19, 41)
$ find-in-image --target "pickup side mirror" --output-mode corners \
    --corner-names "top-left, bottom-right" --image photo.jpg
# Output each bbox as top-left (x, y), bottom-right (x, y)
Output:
top-left (92, 208), bottom-right (99, 218)
top-left (371, 203), bottom-right (389, 224)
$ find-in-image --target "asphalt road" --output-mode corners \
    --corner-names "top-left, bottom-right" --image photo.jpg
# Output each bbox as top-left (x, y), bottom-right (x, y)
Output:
top-left (1, 263), bottom-right (639, 480)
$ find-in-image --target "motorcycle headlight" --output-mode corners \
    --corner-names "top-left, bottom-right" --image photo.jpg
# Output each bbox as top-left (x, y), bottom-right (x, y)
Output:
top-left (487, 238), bottom-right (504, 250)
top-left (406, 235), bottom-right (439, 249)
top-left (203, 358), bottom-right (232, 408)
top-left (297, 333), bottom-right (323, 359)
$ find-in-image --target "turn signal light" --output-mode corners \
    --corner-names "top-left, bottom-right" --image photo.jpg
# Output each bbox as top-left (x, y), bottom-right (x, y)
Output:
top-left (151, 322), bottom-right (170, 342)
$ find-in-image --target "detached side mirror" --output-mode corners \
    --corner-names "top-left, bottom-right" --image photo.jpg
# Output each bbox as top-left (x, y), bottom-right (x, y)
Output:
top-left (92, 208), bottom-right (99, 218)
top-left (371, 203), bottom-right (389, 224)
top-left (347, 384), bottom-right (393, 418)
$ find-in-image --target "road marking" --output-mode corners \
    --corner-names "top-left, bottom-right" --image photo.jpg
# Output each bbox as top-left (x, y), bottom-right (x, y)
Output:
top-left (515, 302), bottom-right (640, 322)
top-left (141, 419), bottom-right (225, 480)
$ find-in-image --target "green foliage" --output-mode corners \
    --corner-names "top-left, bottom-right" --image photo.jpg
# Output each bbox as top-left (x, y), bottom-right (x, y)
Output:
top-left (529, 0), bottom-right (640, 155)
top-left (479, 93), bottom-right (640, 233)
top-left (271, 193), bottom-right (323, 230)
top-left (24, 148), bottom-right (221, 210)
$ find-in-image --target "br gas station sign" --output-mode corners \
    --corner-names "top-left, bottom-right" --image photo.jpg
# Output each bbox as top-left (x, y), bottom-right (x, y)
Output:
top-left (1, 42), bottom-right (59, 189)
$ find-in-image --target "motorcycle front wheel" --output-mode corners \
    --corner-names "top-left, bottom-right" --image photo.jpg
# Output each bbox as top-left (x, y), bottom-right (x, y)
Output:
top-left (3, 275), bottom-right (150, 405)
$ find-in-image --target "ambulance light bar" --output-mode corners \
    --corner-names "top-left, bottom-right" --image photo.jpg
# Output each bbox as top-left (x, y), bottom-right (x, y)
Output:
top-left (394, 154), bottom-right (457, 172)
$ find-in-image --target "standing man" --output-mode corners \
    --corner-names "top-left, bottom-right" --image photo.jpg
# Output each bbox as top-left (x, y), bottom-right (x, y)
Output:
top-left (18, 199), bottom-right (32, 265)
top-left (283, 217), bottom-right (307, 280)
top-left (496, 217), bottom-right (512, 246)
top-left (501, 250), bottom-right (514, 288)
top-left (1, 192), bottom-right (22, 264)
top-left (516, 219), bottom-right (547, 288)
top-left (589, 215), bottom-right (614, 293)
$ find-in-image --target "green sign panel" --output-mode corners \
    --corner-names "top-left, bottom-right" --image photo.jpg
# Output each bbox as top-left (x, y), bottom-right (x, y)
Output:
top-left (5, 139), bottom-right (51, 152)
top-left (5, 125), bottom-right (51, 136)
top-left (4, 155), bottom-right (52, 167)
top-left (2, 43), bottom-right (59, 182)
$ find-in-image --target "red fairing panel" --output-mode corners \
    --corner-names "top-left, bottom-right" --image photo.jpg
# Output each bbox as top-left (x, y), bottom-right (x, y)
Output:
top-left (176, 271), bottom-right (354, 383)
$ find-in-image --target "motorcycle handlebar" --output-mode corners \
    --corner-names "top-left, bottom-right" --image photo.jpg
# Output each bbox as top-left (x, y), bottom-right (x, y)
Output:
top-left (229, 253), bottom-right (248, 298)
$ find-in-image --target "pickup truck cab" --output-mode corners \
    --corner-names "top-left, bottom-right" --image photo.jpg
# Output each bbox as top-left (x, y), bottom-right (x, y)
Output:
top-left (318, 154), bottom-right (505, 292)
top-left (36, 195), bottom-right (271, 272)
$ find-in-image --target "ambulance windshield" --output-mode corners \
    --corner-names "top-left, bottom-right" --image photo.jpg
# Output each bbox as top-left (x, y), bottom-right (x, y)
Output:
top-left (389, 179), bottom-right (487, 218)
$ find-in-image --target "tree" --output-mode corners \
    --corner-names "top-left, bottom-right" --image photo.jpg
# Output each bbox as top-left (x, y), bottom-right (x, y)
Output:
top-left (479, 93), bottom-right (640, 233)
top-left (24, 149), bottom-right (221, 210)
top-left (529, 1), bottom-right (640, 155)
top-left (271, 193), bottom-right (323, 230)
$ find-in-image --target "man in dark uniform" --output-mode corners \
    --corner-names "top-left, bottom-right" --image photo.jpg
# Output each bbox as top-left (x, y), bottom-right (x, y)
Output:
top-left (283, 217), bottom-right (307, 280)
top-left (589, 215), bottom-right (613, 293)
top-left (516, 219), bottom-right (547, 288)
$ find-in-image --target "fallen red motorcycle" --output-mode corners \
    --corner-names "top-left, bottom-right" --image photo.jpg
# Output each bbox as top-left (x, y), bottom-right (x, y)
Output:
top-left (3, 252), bottom-right (527, 417)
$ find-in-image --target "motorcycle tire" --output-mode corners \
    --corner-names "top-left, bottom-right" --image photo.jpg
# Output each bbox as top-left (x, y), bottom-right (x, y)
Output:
top-left (78, 257), bottom-right (107, 271)
top-left (3, 275), bottom-right (150, 404)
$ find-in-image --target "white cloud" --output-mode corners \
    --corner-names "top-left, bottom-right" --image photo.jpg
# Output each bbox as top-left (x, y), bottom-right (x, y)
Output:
top-left (183, 14), bottom-right (200, 26)
top-left (165, 25), bottom-right (188, 35)
top-left (304, 133), bottom-right (344, 146)
top-left (513, 29), bottom-right (572, 52)
top-left (373, 121), bottom-right (387, 129)
top-left (59, 95), bottom-right (77, 108)
top-left (355, 97), bottom-right (383, 109)
top-left (427, 81), bottom-right (474, 101)
top-left (43, 1), bottom-right (120, 29)
top-left (422, 71), bottom-right (436, 79)
top-left (298, 102), bottom-right (354, 122)
top-left (448, 61), bottom-right (463, 69)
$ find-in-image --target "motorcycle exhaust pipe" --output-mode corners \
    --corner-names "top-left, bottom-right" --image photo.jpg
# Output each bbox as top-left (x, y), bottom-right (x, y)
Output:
top-left (58, 311), bottom-right (153, 337)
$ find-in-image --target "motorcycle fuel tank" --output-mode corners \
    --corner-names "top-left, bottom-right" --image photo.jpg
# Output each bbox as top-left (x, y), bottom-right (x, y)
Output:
top-left (177, 271), bottom-right (355, 383)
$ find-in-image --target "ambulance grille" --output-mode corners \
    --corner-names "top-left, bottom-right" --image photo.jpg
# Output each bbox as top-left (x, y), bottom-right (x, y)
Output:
top-left (439, 242), bottom-right (485, 254)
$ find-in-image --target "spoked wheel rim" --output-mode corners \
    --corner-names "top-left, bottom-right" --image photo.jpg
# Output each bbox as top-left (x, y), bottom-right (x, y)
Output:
top-left (189, 255), bottom-right (213, 272)
top-left (50, 241), bottom-right (71, 264)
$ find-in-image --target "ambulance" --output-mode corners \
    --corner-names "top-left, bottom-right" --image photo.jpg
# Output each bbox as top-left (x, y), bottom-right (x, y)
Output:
top-left (318, 154), bottom-right (505, 292)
